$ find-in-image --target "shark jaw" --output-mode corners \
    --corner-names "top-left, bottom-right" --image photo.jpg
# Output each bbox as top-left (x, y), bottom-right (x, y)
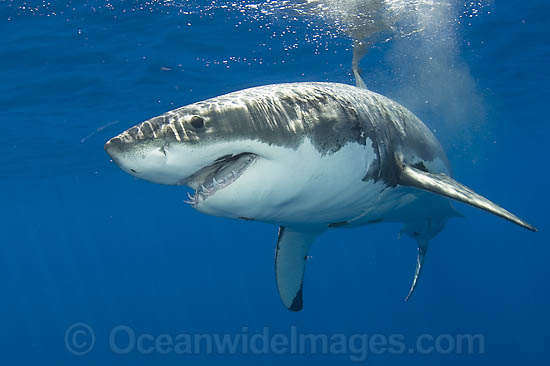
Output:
top-left (182, 152), bottom-right (258, 206)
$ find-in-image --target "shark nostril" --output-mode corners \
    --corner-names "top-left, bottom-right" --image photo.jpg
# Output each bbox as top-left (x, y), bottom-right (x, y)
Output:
top-left (104, 137), bottom-right (124, 156)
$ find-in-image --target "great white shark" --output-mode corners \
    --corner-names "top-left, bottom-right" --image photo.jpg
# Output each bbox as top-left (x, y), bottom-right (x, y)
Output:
top-left (105, 76), bottom-right (537, 311)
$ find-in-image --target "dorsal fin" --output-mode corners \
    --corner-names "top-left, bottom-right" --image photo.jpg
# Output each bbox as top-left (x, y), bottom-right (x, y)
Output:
top-left (397, 159), bottom-right (537, 232)
top-left (353, 69), bottom-right (368, 89)
top-left (352, 39), bottom-right (368, 89)
top-left (274, 227), bottom-right (322, 311)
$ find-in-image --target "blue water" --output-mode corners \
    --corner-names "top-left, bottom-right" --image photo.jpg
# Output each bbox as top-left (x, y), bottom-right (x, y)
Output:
top-left (1, 1), bottom-right (549, 364)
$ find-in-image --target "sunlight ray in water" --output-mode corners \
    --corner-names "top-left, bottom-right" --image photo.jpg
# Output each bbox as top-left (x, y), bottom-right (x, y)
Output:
top-left (159, 1), bottom-right (491, 136)
top-left (165, 1), bottom-right (491, 44)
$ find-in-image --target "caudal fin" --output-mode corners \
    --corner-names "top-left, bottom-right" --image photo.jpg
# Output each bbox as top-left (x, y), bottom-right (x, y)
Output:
top-left (404, 239), bottom-right (428, 302)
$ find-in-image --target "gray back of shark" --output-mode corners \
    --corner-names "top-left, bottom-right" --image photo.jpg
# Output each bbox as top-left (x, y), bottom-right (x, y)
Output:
top-left (108, 83), bottom-right (446, 177)
top-left (105, 81), bottom-right (537, 312)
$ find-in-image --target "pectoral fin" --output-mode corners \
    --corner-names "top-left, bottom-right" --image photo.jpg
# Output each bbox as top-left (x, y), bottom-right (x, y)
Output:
top-left (398, 162), bottom-right (537, 232)
top-left (274, 227), bottom-right (322, 311)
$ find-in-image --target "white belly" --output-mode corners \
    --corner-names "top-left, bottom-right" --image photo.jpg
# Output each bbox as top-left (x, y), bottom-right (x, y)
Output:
top-left (194, 138), bottom-right (449, 227)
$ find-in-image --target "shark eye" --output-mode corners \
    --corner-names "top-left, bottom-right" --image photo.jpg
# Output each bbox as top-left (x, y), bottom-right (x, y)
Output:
top-left (190, 116), bottom-right (205, 129)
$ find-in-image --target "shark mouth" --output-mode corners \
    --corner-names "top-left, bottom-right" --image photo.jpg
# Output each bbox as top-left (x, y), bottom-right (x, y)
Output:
top-left (184, 153), bottom-right (258, 206)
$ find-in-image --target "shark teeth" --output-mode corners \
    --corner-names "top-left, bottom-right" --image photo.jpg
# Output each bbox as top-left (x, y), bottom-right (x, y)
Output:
top-left (183, 153), bottom-right (257, 207)
top-left (184, 191), bottom-right (196, 205)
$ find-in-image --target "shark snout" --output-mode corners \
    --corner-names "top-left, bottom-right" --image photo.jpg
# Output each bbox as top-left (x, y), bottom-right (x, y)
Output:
top-left (104, 137), bottom-right (124, 162)
top-left (104, 136), bottom-right (139, 174)
top-left (104, 136), bottom-right (172, 183)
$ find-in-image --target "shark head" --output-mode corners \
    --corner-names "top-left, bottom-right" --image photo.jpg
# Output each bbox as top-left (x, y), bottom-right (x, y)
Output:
top-left (105, 83), bottom-right (378, 220)
top-left (105, 102), bottom-right (269, 212)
